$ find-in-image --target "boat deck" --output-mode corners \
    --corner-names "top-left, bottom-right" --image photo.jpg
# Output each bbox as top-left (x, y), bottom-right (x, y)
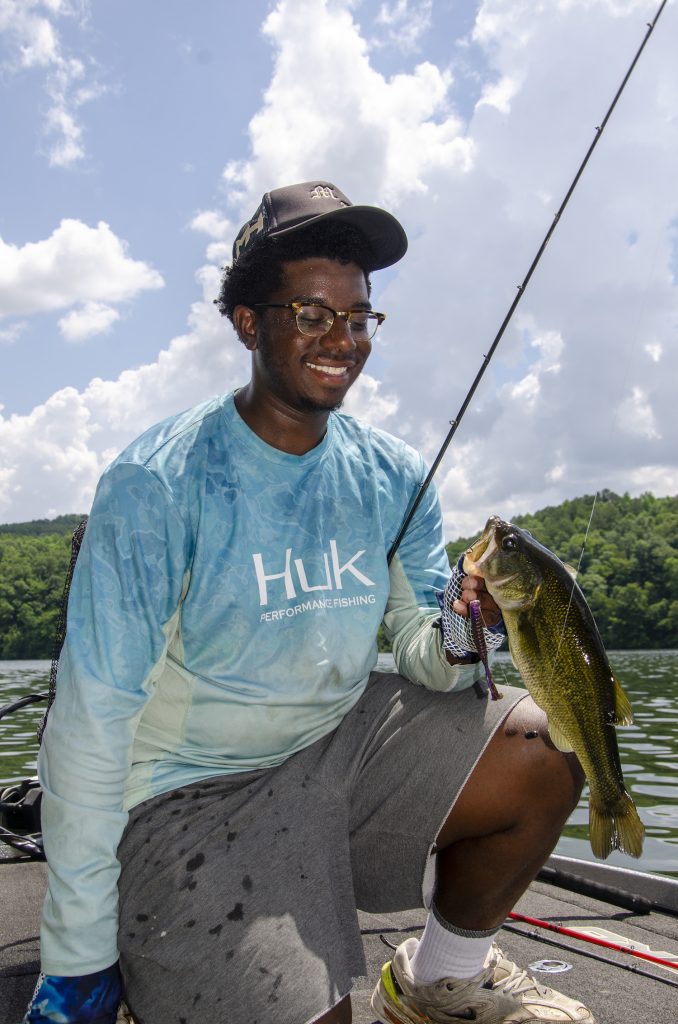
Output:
top-left (2, 857), bottom-right (677, 1024)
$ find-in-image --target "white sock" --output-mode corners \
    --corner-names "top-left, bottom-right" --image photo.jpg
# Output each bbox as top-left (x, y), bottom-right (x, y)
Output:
top-left (409, 903), bottom-right (498, 982)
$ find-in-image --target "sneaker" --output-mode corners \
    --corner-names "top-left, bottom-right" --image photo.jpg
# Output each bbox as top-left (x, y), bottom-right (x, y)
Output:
top-left (116, 1003), bottom-right (136, 1024)
top-left (370, 937), bottom-right (595, 1023)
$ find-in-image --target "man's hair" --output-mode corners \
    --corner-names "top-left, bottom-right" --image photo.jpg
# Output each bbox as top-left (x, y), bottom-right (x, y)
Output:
top-left (215, 222), bottom-right (373, 324)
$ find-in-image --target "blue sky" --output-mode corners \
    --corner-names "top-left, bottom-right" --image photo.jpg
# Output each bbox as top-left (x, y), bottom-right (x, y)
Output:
top-left (1, 0), bottom-right (676, 535)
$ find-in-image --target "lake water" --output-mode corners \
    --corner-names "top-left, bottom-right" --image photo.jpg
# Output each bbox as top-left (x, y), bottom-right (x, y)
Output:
top-left (2, 652), bottom-right (677, 877)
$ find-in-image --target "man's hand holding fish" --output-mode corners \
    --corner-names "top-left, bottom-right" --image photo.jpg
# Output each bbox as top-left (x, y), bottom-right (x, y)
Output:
top-left (453, 572), bottom-right (504, 628)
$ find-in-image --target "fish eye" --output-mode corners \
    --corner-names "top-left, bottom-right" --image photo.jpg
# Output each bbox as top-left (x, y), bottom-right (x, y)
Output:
top-left (502, 535), bottom-right (518, 551)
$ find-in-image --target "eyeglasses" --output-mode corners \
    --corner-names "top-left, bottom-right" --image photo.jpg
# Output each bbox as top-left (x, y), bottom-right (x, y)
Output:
top-left (252, 302), bottom-right (386, 341)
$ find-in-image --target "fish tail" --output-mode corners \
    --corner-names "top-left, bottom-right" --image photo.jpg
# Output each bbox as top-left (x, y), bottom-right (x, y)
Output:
top-left (589, 789), bottom-right (645, 860)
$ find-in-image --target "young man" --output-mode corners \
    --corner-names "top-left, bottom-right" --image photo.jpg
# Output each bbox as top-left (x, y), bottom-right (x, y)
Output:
top-left (28, 182), bottom-right (592, 1024)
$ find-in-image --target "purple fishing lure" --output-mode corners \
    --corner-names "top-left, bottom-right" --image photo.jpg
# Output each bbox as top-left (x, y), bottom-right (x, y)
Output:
top-left (469, 599), bottom-right (502, 701)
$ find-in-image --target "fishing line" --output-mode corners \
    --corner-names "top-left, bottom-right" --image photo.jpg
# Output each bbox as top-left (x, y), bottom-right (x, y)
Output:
top-left (549, 492), bottom-right (599, 687)
top-left (387, 0), bottom-right (669, 565)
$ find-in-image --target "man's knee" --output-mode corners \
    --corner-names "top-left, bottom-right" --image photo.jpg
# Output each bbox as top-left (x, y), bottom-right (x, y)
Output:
top-left (437, 696), bottom-right (584, 846)
top-left (497, 696), bottom-right (585, 814)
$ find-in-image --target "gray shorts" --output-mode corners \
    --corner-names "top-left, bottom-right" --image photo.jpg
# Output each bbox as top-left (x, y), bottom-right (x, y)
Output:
top-left (117, 671), bottom-right (525, 1024)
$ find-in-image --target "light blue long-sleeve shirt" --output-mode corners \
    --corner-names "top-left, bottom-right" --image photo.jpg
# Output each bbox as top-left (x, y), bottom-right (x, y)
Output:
top-left (38, 391), bottom-right (482, 975)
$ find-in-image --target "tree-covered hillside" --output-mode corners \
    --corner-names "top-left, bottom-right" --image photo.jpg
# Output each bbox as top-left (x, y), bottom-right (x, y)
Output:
top-left (446, 490), bottom-right (678, 650)
top-left (0, 514), bottom-right (85, 537)
top-left (0, 492), bottom-right (676, 658)
top-left (0, 516), bottom-right (86, 658)
top-left (0, 533), bottom-right (73, 659)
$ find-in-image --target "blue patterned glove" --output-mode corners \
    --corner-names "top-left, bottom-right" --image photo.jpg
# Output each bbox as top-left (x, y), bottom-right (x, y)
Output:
top-left (435, 557), bottom-right (506, 660)
top-left (24, 963), bottom-right (122, 1024)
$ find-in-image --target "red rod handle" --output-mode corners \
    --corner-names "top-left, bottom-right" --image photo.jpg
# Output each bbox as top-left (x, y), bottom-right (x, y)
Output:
top-left (508, 912), bottom-right (678, 973)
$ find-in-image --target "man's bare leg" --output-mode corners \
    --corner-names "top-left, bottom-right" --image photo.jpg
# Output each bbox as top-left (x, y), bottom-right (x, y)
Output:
top-left (434, 696), bottom-right (584, 928)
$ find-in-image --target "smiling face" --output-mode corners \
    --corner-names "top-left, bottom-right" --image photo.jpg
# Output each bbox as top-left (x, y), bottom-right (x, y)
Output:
top-left (241, 257), bottom-right (372, 415)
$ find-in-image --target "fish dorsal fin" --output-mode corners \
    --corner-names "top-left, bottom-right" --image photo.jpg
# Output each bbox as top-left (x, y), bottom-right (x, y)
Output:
top-left (547, 718), bottom-right (574, 753)
top-left (563, 563), bottom-right (577, 579)
top-left (612, 675), bottom-right (634, 726)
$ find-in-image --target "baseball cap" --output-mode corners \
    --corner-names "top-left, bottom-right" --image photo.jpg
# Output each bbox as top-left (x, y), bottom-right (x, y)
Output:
top-left (232, 181), bottom-right (408, 271)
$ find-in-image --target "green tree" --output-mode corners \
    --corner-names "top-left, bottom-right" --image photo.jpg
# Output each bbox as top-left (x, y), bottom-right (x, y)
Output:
top-left (0, 532), bottom-right (72, 658)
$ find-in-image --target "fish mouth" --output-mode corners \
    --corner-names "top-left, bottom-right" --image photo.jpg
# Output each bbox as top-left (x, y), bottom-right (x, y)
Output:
top-left (462, 530), bottom-right (520, 589)
top-left (463, 532), bottom-right (498, 577)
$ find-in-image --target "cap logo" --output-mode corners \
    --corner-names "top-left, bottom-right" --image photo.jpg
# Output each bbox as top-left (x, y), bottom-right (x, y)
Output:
top-left (309, 184), bottom-right (345, 203)
top-left (233, 209), bottom-right (265, 259)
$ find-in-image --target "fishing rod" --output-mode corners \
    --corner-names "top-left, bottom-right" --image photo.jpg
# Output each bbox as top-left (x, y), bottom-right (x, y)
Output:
top-left (509, 911), bottom-right (678, 973)
top-left (0, 692), bottom-right (49, 722)
top-left (387, 0), bottom-right (669, 564)
top-left (503, 921), bottom-right (678, 991)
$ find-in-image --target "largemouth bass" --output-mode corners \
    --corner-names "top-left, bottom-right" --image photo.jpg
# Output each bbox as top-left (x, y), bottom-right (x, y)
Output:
top-left (463, 515), bottom-right (644, 860)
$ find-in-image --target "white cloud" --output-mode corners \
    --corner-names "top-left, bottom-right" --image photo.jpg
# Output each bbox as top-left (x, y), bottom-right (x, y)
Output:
top-left (343, 372), bottom-right (399, 428)
top-left (190, 212), bottom-right (234, 265)
top-left (476, 74), bottom-right (522, 114)
top-left (222, 0), bottom-right (472, 210)
top-left (616, 386), bottom-right (661, 440)
top-left (205, 242), bottom-right (232, 265)
top-left (374, 0), bottom-right (433, 52)
top-left (0, 219), bottom-right (164, 319)
top-left (546, 461), bottom-right (566, 483)
top-left (628, 464), bottom-right (678, 494)
top-left (45, 100), bottom-right (85, 167)
top-left (0, 321), bottom-right (27, 344)
top-left (0, 385), bottom-right (103, 520)
top-left (0, 0), bottom-right (103, 167)
top-left (509, 371), bottom-right (540, 405)
top-left (16, 9), bottom-right (58, 66)
top-left (58, 302), bottom-right (120, 342)
top-left (190, 210), bottom-right (233, 240)
top-left (506, 329), bottom-right (563, 409)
